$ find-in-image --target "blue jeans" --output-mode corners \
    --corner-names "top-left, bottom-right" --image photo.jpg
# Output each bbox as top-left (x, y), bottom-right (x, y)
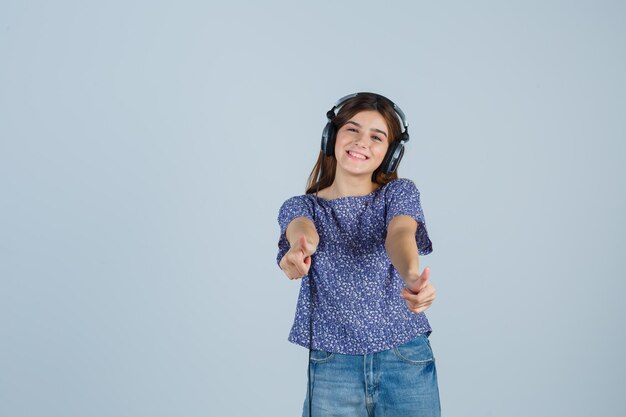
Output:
top-left (303, 335), bottom-right (440, 417)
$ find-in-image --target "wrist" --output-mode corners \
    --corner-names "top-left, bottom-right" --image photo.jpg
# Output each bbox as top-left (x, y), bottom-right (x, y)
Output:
top-left (403, 269), bottom-right (421, 287)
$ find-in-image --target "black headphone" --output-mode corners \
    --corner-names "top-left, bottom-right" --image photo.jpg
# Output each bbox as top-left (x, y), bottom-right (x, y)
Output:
top-left (320, 92), bottom-right (410, 174)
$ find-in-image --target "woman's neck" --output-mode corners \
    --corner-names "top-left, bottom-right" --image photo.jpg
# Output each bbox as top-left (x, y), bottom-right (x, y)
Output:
top-left (325, 173), bottom-right (379, 199)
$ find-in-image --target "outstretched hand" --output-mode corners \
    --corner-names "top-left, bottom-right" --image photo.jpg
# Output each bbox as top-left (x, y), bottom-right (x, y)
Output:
top-left (280, 235), bottom-right (317, 280)
top-left (401, 266), bottom-right (436, 314)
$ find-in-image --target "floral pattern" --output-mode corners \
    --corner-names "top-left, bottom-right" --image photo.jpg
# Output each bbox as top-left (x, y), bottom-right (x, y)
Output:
top-left (277, 179), bottom-right (433, 354)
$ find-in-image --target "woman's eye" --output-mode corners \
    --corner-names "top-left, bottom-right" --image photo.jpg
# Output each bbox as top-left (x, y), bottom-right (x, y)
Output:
top-left (372, 136), bottom-right (383, 142)
top-left (347, 128), bottom-right (358, 132)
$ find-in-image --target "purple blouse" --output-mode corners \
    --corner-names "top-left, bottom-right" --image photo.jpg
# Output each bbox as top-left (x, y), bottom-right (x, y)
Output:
top-left (276, 178), bottom-right (433, 354)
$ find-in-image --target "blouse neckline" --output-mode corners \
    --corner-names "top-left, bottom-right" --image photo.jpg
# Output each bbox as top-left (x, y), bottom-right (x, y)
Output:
top-left (309, 181), bottom-right (393, 203)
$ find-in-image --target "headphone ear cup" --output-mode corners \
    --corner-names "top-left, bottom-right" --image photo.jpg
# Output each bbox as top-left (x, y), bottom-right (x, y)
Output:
top-left (381, 141), bottom-right (405, 174)
top-left (321, 122), bottom-right (336, 156)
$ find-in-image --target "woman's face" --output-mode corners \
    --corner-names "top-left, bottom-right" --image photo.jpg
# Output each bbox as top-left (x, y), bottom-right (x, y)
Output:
top-left (334, 110), bottom-right (390, 179)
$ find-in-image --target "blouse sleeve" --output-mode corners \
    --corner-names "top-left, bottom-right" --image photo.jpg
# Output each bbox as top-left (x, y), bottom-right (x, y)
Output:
top-left (384, 179), bottom-right (433, 256)
top-left (276, 195), bottom-right (315, 266)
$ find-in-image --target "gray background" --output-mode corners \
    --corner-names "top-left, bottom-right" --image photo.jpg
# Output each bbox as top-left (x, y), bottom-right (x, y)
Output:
top-left (1, 1), bottom-right (625, 416)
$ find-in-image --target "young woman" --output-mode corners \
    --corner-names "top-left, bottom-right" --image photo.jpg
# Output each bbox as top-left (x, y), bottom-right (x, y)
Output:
top-left (277, 92), bottom-right (440, 417)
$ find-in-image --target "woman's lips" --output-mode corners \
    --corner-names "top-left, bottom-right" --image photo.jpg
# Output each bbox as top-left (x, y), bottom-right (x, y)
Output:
top-left (346, 150), bottom-right (368, 160)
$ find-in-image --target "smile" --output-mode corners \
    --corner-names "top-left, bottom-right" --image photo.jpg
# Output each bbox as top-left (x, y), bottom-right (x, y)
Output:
top-left (347, 150), bottom-right (368, 160)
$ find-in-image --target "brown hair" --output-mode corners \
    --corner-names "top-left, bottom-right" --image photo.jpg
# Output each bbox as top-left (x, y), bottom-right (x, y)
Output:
top-left (305, 93), bottom-right (404, 194)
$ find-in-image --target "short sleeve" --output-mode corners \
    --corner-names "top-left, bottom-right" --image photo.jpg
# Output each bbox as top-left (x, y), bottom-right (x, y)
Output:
top-left (276, 195), bottom-right (315, 266)
top-left (384, 179), bottom-right (433, 256)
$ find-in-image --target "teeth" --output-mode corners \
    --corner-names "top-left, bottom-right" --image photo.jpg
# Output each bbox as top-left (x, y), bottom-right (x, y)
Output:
top-left (348, 151), bottom-right (366, 160)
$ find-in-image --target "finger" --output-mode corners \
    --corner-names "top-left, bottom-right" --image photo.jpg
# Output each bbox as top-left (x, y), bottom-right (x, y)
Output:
top-left (402, 287), bottom-right (435, 312)
top-left (298, 234), bottom-right (307, 249)
top-left (293, 260), bottom-right (308, 277)
top-left (415, 266), bottom-right (430, 291)
top-left (400, 288), bottom-right (421, 302)
top-left (410, 304), bottom-right (432, 314)
top-left (404, 295), bottom-right (433, 312)
top-left (287, 267), bottom-right (307, 280)
top-left (415, 284), bottom-right (436, 304)
top-left (295, 252), bottom-right (312, 275)
top-left (281, 256), bottom-right (308, 279)
top-left (290, 263), bottom-right (311, 280)
top-left (287, 250), bottom-right (306, 268)
top-left (403, 287), bottom-right (435, 307)
top-left (411, 299), bottom-right (434, 312)
top-left (280, 263), bottom-right (298, 279)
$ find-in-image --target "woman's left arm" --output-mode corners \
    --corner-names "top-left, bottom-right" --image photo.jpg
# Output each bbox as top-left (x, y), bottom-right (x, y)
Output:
top-left (385, 215), bottom-right (436, 314)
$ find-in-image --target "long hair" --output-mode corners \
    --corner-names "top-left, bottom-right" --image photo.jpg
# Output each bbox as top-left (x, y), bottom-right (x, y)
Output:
top-left (305, 93), bottom-right (404, 194)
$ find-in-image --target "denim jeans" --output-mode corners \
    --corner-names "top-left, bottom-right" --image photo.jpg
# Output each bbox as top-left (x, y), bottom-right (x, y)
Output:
top-left (302, 335), bottom-right (440, 417)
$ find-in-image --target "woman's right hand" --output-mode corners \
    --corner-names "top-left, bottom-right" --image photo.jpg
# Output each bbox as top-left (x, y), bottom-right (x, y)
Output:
top-left (279, 235), bottom-right (317, 280)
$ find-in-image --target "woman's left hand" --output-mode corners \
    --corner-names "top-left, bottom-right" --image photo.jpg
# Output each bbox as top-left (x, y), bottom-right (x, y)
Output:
top-left (401, 266), bottom-right (436, 314)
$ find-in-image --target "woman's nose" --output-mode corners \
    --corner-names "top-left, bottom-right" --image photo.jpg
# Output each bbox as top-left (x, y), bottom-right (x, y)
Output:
top-left (353, 133), bottom-right (367, 147)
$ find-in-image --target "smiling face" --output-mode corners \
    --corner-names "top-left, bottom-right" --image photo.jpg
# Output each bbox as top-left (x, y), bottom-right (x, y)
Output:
top-left (334, 110), bottom-right (390, 179)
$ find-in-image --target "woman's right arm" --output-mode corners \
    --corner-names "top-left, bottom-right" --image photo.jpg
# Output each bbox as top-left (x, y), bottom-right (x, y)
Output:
top-left (279, 217), bottom-right (319, 280)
